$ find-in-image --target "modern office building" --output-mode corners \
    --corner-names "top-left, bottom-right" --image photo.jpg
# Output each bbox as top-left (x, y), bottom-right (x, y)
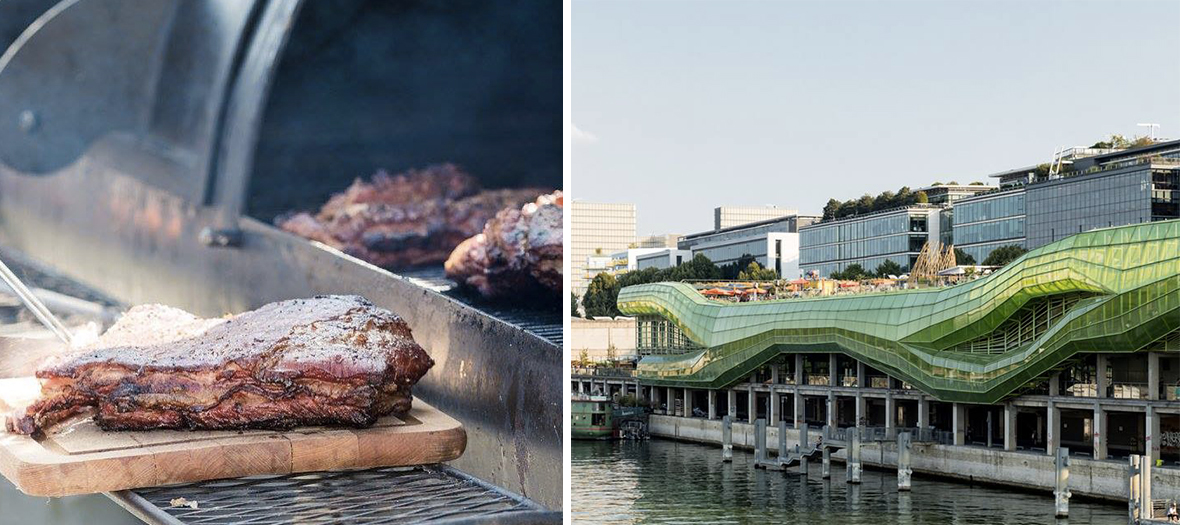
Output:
top-left (714, 206), bottom-right (798, 230)
top-left (636, 248), bottom-right (693, 270)
top-left (954, 139), bottom-right (1180, 262)
top-left (678, 214), bottom-right (819, 279)
top-left (950, 187), bottom-right (1026, 263)
top-left (571, 201), bottom-right (636, 297)
top-left (608, 221), bottom-right (1180, 487)
top-left (798, 205), bottom-right (943, 277)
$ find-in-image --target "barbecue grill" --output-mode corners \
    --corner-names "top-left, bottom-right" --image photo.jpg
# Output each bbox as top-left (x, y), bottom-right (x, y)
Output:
top-left (0, 0), bottom-right (561, 522)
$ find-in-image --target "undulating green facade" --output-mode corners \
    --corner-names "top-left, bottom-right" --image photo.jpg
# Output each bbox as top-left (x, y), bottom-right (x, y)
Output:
top-left (618, 220), bottom-right (1180, 404)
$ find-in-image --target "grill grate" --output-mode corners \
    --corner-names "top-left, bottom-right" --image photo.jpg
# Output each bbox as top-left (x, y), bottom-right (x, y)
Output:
top-left (398, 267), bottom-right (562, 346)
top-left (120, 466), bottom-right (552, 525)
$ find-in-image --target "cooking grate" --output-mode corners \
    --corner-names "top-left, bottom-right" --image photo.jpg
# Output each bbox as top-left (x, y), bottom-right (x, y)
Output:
top-left (112, 465), bottom-right (558, 525)
top-left (397, 267), bottom-right (562, 346)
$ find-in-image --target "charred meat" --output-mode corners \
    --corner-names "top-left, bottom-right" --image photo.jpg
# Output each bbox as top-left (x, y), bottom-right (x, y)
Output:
top-left (6, 295), bottom-right (433, 435)
top-left (278, 164), bottom-right (547, 268)
top-left (445, 191), bottom-right (563, 299)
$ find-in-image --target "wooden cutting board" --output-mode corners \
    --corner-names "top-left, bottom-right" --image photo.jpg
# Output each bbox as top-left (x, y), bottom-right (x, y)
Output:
top-left (0, 378), bottom-right (465, 497)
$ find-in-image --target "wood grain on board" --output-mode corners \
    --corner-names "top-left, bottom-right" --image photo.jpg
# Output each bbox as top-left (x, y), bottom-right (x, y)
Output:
top-left (0, 377), bottom-right (465, 497)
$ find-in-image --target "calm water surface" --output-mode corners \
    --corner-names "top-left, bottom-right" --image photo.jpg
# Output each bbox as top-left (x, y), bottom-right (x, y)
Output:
top-left (572, 440), bottom-right (1124, 525)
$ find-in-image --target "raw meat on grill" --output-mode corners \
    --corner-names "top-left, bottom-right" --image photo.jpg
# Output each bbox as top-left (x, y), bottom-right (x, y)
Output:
top-left (445, 190), bottom-right (563, 299)
top-left (6, 295), bottom-right (433, 435)
top-left (277, 164), bottom-right (548, 268)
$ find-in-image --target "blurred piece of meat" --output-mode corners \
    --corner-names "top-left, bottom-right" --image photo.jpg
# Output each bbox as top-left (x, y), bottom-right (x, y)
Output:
top-left (277, 164), bottom-right (547, 268)
top-left (445, 191), bottom-right (563, 299)
top-left (6, 295), bottom-right (433, 435)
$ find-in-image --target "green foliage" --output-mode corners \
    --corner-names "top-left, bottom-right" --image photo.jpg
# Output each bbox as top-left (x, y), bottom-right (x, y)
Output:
top-left (738, 261), bottom-right (777, 281)
top-left (1092, 134), bottom-right (1155, 149)
top-left (954, 248), bottom-right (976, 266)
top-left (820, 185), bottom-right (927, 221)
top-left (947, 181), bottom-right (959, 185)
top-left (830, 263), bottom-right (870, 281)
top-left (970, 181), bottom-right (986, 185)
top-left (571, 292), bottom-right (581, 318)
top-left (873, 260), bottom-right (904, 278)
top-left (617, 254), bottom-right (723, 289)
top-left (582, 273), bottom-right (621, 318)
top-left (914, 191), bottom-right (928, 204)
top-left (982, 245), bottom-right (1028, 267)
top-left (719, 254), bottom-right (758, 279)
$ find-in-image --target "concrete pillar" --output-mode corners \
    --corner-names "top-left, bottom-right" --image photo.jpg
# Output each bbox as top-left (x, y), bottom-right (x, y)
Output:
top-left (778, 420), bottom-right (788, 460)
top-left (1055, 446), bottom-right (1071, 518)
top-left (1047, 400), bottom-right (1060, 456)
top-left (855, 393), bottom-right (866, 428)
top-left (770, 387), bottom-right (779, 423)
top-left (827, 392), bottom-right (837, 428)
top-left (1092, 403), bottom-right (1107, 460)
top-left (771, 363), bottom-right (780, 384)
top-left (635, 381), bottom-right (643, 401)
top-left (727, 389), bottom-right (737, 419)
top-left (952, 403), bottom-right (966, 446)
top-left (822, 443), bottom-right (832, 478)
top-left (847, 428), bottom-right (862, 484)
top-left (667, 387), bottom-right (675, 415)
top-left (747, 386), bottom-right (756, 424)
top-left (684, 388), bottom-right (693, 418)
top-left (829, 354), bottom-right (838, 387)
top-left (897, 432), bottom-right (912, 491)
top-left (1004, 403), bottom-right (1017, 451)
top-left (798, 423), bottom-right (810, 476)
top-left (856, 360), bottom-right (866, 388)
top-left (1147, 405), bottom-right (1160, 467)
top-left (754, 418), bottom-right (767, 466)
top-left (885, 392), bottom-right (896, 437)
top-left (578, 381), bottom-right (585, 394)
top-left (917, 396), bottom-right (929, 431)
top-left (1049, 372), bottom-right (1060, 397)
top-left (708, 390), bottom-right (717, 420)
top-left (1096, 355), bottom-right (1108, 398)
top-left (795, 354), bottom-right (804, 386)
top-left (1149, 352), bottom-right (1160, 401)
top-left (722, 415), bottom-right (733, 462)
top-left (793, 388), bottom-right (804, 429)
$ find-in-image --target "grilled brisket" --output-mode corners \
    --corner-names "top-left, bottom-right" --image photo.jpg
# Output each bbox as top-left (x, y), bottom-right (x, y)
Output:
top-left (6, 295), bottom-right (433, 435)
top-left (277, 164), bottom-right (548, 268)
top-left (445, 191), bottom-right (563, 299)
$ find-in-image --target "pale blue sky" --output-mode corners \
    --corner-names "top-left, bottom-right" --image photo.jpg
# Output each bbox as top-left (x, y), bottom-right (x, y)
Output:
top-left (573, 0), bottom-right (1180, 235)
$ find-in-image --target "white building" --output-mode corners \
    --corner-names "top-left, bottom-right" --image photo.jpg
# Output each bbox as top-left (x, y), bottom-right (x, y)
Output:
top-left (677, 214), bottom-right (818, 279)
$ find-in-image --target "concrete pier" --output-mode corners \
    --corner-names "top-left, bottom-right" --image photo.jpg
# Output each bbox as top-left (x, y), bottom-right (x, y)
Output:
top-left (721, 415), bottom-right (733, 462)
top-left (847, 427), bottom-right (862, 484)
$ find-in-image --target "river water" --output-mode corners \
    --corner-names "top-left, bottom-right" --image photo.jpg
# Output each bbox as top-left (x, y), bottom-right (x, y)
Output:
top-left (572, 440), bottom-right (1125, 524)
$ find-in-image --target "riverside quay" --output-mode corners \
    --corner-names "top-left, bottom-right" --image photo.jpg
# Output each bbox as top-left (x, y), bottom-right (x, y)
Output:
top-left (581, 220), bottom-right (1180, 501)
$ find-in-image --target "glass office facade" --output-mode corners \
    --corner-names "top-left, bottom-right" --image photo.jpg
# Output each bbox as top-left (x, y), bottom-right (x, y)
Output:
top-left (799, 207), bottom-right (937, 277)
top-left (952, 189), bottom-right (1026, 263)
top-left (1025, 167), bottom-right (1152, 248)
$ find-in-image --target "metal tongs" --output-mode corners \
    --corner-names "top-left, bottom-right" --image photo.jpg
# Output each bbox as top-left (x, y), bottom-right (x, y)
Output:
top-left (0, 256), bottom-right (73, 345)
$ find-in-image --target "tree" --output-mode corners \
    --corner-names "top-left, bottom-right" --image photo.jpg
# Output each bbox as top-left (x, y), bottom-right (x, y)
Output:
top-left (947, 181), bottom-right (959, 185)
top-left (571, 292), bottom-right (581, 318)
top-left (914, 191), bottom-right (928, 204)
top-left (582, 273), bottom-right (621, 318)
top-left (822, 199), bottom-right (841, 221)
top-left (982, 245), bottom-right (1028, 267)
top-left (832, 263), bottom-right (870, 281)
top-left (720, 254), bottom-right (758, 279)
top-left (954, 248), bottom-right (976, 266)
top-left (874, 260), bottom-right (904, 278)
top-left (738, 261), bottom-right (777, 281)
top-left (970, 181), bottom-right (986, 186)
